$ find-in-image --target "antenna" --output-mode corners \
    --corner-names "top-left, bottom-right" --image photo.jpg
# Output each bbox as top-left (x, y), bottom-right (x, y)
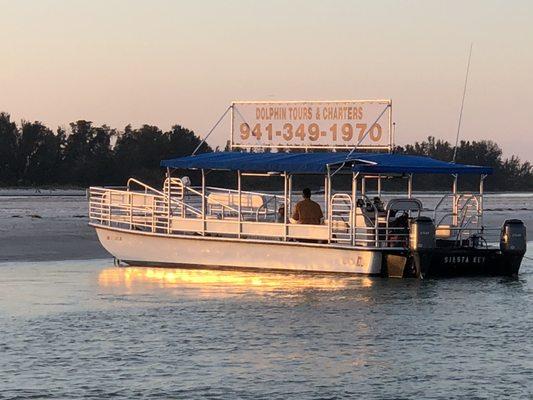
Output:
top-left (452, 43), bottom-right (473, 163)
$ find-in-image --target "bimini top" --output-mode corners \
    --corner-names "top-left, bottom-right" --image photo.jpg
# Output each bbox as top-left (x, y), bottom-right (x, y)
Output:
top-left (161, 152), bottom-right (492, 175)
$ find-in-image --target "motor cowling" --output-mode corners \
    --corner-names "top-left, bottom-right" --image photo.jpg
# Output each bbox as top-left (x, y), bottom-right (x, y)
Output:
top-left (409, 216), bottom-right (436, 252)
top-left (408, 217), bottom-right (436, 279)
top-left (500, 219), bottom-right (527, 254)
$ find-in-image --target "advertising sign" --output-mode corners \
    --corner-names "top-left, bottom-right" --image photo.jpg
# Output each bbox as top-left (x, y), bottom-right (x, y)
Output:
top-left (231, 100), bottom-right (392, 149)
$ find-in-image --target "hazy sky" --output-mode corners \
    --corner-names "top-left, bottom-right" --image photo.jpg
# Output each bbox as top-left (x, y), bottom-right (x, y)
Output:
top-left (1, 0), bottom-right (532, 159)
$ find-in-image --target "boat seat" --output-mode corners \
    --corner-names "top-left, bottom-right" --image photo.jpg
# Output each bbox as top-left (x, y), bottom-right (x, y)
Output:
top-left (355, 207), bottom-right (375, 228)
top-left (208, 192), bottom-right (264, 208)
top-left (329, 219), bottom-right (350, 231)
top-left (385, 198), bottom-right (423, 213)
top-left (207, 192), bottom-right (267, 216)
top-left (102, 191), bottom-right (156, 208)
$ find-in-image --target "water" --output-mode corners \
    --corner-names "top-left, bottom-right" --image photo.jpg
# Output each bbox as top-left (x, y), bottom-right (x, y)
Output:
top-left (0, 193), bottom-right (532, 398)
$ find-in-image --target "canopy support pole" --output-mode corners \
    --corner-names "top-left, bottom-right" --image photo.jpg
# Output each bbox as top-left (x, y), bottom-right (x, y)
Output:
top-left (324, 171), bottom-right (329, 215)
top-left (377, 174), bottom-right (382, 197)
top-left (201, 169), bottom-right (206, 236)
top-left (283, 172), bottom-right (288, 241)
top-left (238, 170), bottom-right (242, 238)
top-left (352, 172), bottom-right (359, 246)
top-left (325, 167), bottom-right (330, 218)
top-left (452, 174), bottom-right (458, 226)
top-left (288, 174), bottom-right (293, 218)
top-left (166, 167), bottom-right (171, 233)
top-left (479, 174), bottom-right (486, 228)
top-left (361, 177), bottom-right (366, 197)
top-left (407, 174), bottom-right (413, 199)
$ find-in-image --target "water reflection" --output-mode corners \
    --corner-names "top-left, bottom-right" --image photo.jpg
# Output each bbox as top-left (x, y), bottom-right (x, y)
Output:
top-left (98, 266), bottom-right (373, 296)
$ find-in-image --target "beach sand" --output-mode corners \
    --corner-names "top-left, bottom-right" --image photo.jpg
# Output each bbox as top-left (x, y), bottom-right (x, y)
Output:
top-left (0, 192), bottom-right (110, 262)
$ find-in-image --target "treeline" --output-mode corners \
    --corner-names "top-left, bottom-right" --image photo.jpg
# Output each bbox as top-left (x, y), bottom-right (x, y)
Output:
top-left (395, 137), bottom-right (533, 191)
top-left (0, 112), bottom-right (532, 191)
top-left (0, 113), bottom-right (211, 187)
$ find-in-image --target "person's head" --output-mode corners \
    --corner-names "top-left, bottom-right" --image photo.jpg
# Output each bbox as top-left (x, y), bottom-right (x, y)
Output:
top-left (302, 188), bottom-right (311, 199)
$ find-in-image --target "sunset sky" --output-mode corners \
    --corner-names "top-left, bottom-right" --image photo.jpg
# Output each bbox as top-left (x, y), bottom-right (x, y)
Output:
top-left (1, 0), bottom-right (532, 160)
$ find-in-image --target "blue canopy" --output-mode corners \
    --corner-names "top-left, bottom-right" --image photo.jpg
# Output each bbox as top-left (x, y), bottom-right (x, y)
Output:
top-left (161, 152), bottom-right (492, 175)
top-left (349, 153), bottom-right (493, 175)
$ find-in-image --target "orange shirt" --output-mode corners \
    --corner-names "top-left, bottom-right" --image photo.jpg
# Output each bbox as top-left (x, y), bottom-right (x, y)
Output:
top-left (292, 198), bottom-right (324, 225)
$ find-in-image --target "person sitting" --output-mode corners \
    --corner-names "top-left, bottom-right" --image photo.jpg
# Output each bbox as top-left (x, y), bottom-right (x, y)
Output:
top-left (373, 196), bottom-right (385, 212)
top-left (291, 188), bottom-right (323, 225)
top-left (389, 211), bottom-right (409, 247)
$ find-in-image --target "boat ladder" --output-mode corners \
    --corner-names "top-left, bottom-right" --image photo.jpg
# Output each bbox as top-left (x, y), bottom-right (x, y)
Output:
top-left (152, 196), bottom-right (170, 233)
top-left (329, 193), bottom-right (353, 244)
top-left (164, 177), bottom-right (185, 217)
top-left (453, 194), bottom-right (481, 241)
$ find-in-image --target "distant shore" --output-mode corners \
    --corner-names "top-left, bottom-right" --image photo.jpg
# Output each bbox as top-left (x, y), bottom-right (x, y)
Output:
top-left (0, 188), bottom-right (87, 196)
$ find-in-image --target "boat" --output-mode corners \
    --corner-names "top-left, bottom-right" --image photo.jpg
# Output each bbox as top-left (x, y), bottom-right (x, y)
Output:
top-left (88, 100), bottom-right (527, 278)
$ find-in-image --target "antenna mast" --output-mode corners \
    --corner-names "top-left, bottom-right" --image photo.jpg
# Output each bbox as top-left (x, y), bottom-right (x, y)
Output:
top-left (452, 43), bottom-right (473, 163)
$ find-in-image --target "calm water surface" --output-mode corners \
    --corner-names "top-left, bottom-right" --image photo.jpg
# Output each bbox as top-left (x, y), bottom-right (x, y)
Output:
top-left (0, 192), bottom-right (532, 399)
top-left (0, 257), bottom-right (532, 399)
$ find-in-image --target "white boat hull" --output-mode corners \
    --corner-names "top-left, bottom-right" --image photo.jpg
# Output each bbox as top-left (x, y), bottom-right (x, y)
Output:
top-left (94, 225), bottom-right (382, 275)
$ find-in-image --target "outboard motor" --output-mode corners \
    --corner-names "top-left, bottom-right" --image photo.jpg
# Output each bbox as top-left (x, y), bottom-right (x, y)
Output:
top-left (499, 219), bottom-right (527, 276)
top-left (409, 216), bottom-right (436, 278)
top-left (500, 219), bottom-right (527, 253)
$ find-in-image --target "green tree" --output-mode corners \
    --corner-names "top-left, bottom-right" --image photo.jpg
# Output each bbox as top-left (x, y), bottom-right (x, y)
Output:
top-left (113, 124), bottom-right (167, 184)
top-left (62, 120), bottom-right (115, 186)
top-left (0, 113), bottom-right (19, 185)
top-left (165, 125), bottom-right (211, 158)
top-left (113, 124), bottom-right (212, 185)
top-left (17, 121), bottom-right (63, 185)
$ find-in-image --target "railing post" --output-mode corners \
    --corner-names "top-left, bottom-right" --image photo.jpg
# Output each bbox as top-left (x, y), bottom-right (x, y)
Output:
top-left (107, 190), bottom-right (111, 227)
top-left (273, 194), bottom-right (277, 221)
top-left (167, 198), bottom-right (170, 234)
top-left (151, 197), bottom-right (155, 233)
top-left (129, 192), bottom-right (133, 230)
top-left (375, 213), bottom-right (379, 247)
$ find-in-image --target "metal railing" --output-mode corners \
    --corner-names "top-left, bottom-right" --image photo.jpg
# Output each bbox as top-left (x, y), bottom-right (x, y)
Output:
top-left (89, 185), bottom-right (414, 249)
top-left (127, 178), bottom-right (201, 218)
top-left (434, 193), bottom-right (481, 229)
top-left (89, 186), bottom-right (172, 233)
top-left (89, 182), bottom-right (498, 250)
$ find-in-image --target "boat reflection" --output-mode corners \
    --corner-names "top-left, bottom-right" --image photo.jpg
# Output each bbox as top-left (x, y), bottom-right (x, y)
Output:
top-left (98, 266), bottom-right (374, 296)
